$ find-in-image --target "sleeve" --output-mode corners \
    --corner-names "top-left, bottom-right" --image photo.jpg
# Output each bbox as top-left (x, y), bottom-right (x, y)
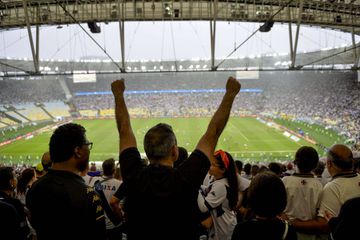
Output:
top-left (87, 187), bottom-right (106, 239)
top-left (119, 147), bottom-right (143, 181)
top-left (197, 182), bottom-right (227, 213)
top-left (318, 184), bottom-right (342, 218)
top-left (113, 181), bottom-right (127, 200)
top-left (177, 149), bottom-right (210, 191)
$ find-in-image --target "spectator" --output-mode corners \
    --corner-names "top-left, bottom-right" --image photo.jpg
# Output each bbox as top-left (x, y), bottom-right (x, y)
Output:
top-left (41, 152), bottom-right (52, 174)
top-left (26, 123), bottom-right (106, 240)
top-left (95, 158), bottom-right (123, 240)
top-left (231, 172), bottom-right (297, 240)
top-left (197, 150), bottom-right (239, 240)
top-left (292, 144), bottom-right (360, 236)
top-left (234, 160), bottom-right (243, 175)
top-left (243, 163), bottom-right (252, 180)
top-left (0, 200), bottom-right (23, 240)
top-left (111, 77), bottom-right (240, 240)
top-left (285, 162), bottom-right (295, 176)
top-left (325, 197), bottom-right (360, 240)
top-left (268, 162), bottom-right (282, 177)
top-left (34, 163), bottom-right (44, 178)
top-left (282, 146), bottom-right (322, 240)
top-left (174, 146), bottom-right (188, 168)
top-left (16, 168), bottom-right (36, 205)
top-left (0, 166), bottom-right (30, 239)
top-left (251, 164), bottom-right (259, 179)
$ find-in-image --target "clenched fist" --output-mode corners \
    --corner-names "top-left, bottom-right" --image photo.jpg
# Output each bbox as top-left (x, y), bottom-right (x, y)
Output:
top-left (225, 76), bottom-right (241, 97)
top-left (111, 79), bottom-right (125, 97)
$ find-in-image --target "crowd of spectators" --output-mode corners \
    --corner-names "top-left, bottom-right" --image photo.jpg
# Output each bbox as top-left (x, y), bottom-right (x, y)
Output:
top-left (71, 71), bottom-right (360, 145)
top-left (0, 71), bottom-right (359, 146)
top-left (0, 79), bottom-right (65, 105)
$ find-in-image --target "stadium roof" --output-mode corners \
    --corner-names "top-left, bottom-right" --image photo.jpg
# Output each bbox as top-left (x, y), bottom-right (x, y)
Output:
top-left (0, 0), bottom-right (360, 75)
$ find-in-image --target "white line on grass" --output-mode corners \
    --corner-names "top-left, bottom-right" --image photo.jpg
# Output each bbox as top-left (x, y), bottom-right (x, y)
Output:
top-left (230, 122), bottom-right (249, 142)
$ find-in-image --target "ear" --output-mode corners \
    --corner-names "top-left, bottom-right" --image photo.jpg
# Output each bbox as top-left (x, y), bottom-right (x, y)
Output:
top-left (171, 145), bottom-right (178, 161)
top-left (74, 146), bottom-right (82, 158)
top-left (326, 159), bottom-right (333, 169)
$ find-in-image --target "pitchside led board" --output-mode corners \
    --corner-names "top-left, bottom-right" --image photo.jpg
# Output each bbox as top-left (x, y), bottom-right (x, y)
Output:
top-left (236, 71), bottom-right (259, 80)
top-left (73, 71), bottom-right (97, 83)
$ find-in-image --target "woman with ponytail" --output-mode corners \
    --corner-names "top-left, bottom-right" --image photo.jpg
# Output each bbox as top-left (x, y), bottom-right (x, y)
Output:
top-left (198, 150), bottom-right (239, 240)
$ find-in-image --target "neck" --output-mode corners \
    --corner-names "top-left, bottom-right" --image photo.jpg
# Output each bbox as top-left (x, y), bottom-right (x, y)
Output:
top-left (52, 160), bottom-right (79, 175)
top-left (150, 158), bottom-right (173, 168)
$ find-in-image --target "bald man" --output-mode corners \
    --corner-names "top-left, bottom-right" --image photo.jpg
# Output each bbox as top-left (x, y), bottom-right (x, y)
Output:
top-left (41, 152), bottom-right (52, 173)
top-left (291, 144), bottom-right (360, 236)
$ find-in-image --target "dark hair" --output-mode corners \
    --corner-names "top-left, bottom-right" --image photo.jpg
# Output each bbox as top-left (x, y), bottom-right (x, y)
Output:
top-left (0, 167), bottom-right (14, 191)
top-left (235, 160), bottom-right (243, 173)
top-left (144, 123), bottom-right (177, 161)
top-left (314, 161), bottom-right (325, 176)
top-left (174, 146), bottom-right (188, 168)
top-left (102, 158), bottom-right (115, 176)
top-left (17, 168), bottom-right (35, 195)
top-left (294, 146), bottom-right (319, 173)
top-left (214, 152), bottom-right (239, 210)
top-left (247, 172), bottom-right (287, 218)
top-left (268, 162), bottom-right (282, 176)
top-left (49, 123), bottom-right (87, 163)
top-left (244, 163), bottom-right (251, 174)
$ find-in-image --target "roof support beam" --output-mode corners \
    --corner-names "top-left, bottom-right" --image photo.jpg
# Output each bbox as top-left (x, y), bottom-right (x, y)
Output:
top-left (210, 0), bottom-right (217, 71)
top-left (23, 0), bottom-right (39, 73)
top-left (36, 6), bottom-right (40, 66)
top-left (288, 7), bottom-right (294, 66)
top-left (291, 0), bottom-right (304, 69)
top-left (119, 1), bottom-right (126, 73)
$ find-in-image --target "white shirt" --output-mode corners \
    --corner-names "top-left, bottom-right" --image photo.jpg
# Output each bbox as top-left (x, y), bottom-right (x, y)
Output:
top-left (282, 174), bottom-right (323, 221)
top-left (283, 173), bottom-right (323, 240)
top-left (198, 178), bottom-right (237, 240)
top-left (318, 173), bottom-right (360, 218)
top-left (96, 176), bottom-right (122, 229)
top-left (237, 174), bottom-right (250, 206)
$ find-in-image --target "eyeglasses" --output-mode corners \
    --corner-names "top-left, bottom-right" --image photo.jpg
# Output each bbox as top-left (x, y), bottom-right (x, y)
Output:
top-left (83, 142), bottom-right (93, 150)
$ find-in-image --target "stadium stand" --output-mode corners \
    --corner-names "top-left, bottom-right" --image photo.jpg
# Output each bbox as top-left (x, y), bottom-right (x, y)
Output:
top-left (43, 101), bottom-right (71, 118)
top-left (15, 103), bottom-right (50, 121)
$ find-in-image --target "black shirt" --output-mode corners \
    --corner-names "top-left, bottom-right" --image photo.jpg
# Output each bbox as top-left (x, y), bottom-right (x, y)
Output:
top-left (0, 191), bottom-right (29, 240)
top-left (231, 218), bottom-right (297, 240)
top-left (118, 147), bottom-right (210, 240)
top-left (26, 169), bottom-right (106, 240)
top-left (0, 194), bottom-right (26, 240)
top-left (328, 197), bottom-right (360, 240)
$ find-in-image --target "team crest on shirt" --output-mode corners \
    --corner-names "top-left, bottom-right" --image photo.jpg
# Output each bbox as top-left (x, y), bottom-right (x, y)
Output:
top-left (301, 180), bottom-right (307, 185)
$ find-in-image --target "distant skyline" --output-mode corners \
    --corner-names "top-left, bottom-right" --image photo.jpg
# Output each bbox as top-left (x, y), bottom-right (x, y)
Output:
top-left (1, 21), bottom-right (359, 61)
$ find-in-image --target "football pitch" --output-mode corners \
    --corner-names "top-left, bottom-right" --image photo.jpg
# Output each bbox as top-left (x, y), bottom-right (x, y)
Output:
top-left (0, 117), bottom-right (327, 164)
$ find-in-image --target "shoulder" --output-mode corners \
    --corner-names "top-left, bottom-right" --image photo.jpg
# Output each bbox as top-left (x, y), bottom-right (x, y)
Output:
top-left (120, 147), bottom-right (141, 159)
top-left (189, 149), bottom-right (209, 162)
top-left (237, 175), bottom-right (250, 191)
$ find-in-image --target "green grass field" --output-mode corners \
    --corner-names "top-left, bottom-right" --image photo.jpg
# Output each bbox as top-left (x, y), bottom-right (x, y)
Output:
top-left (0, 117), bottom-right (341, 165)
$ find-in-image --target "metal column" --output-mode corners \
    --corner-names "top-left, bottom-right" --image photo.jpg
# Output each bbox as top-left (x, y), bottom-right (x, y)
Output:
top-left (210, 0), bottom-right (217, 71)
top-left (23, 0), bottom-right (39, 73)
top-left (119, 1), bottom-right (126, 73)
top-left (291, 0), bottom-right (304, 69)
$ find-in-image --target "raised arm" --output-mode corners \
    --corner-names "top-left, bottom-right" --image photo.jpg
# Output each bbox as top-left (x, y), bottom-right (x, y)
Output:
top-left (111, 79), bottom-right (137, 153)
top-left (196, 76), bottom-right (241, 160)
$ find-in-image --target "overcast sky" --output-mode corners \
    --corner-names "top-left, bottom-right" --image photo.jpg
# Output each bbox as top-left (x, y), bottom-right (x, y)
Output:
top-left (1, 21), bottom-right (359, 61)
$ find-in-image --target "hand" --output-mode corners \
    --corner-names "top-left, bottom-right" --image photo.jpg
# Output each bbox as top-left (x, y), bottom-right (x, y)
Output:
top-left (111, 79), bottom-right (125, 96)
top-left (225, 76), bottom-right (241, 97)
top-left (324, 210), bottom-right (334, 222)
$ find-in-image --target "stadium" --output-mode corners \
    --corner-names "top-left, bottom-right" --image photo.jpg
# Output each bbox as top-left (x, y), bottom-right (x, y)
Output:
top-left (1, 0), bottom-right (359, 165)
top-left (1, 1), bottom-right (360, 240)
